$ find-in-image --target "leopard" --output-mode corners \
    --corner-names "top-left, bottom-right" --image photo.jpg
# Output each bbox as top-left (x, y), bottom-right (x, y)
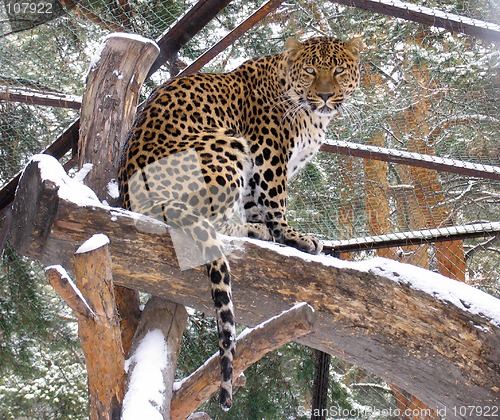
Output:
top-left (118, 35), bottom-right (363, 410)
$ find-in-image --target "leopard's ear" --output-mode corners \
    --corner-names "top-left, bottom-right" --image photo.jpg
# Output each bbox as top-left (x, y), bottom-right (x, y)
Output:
top-left (345, 37), bottom-right (364, 60)
top-left (284, 38), bottom-right (303, 60)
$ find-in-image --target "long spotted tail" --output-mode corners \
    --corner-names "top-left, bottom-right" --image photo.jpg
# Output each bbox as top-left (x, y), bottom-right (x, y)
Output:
top-left (207, 258), bottom-right (235, 411)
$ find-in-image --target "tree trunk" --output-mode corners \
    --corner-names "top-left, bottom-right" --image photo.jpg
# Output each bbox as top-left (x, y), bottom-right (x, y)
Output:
top-left (47, 238), bottom-right (125, 420)
top-left (77, 33), bottom-right (160, 359)
top-left (78, 33), bottom-right (159, 205)
top-left (122, 297), bottom-right (188, 419)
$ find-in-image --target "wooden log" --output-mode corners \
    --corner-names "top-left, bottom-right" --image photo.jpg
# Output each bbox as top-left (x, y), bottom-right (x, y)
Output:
top-left (10, 157), bottom-right (500, 418)
top-left (114, 285), bottom-right (142, 357)
top-left (46, 236), bottom-right (125, 420)
top-left (78, 33), bottom-right (159, 358)
top-left (171, 302), bottom-right (315, 419)
top-left (122, 297), bottom-right (188, 420)
top-left (78, 33), bottom-right (159, 204)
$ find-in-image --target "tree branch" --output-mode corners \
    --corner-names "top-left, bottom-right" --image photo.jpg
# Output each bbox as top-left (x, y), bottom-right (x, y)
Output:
top-left (171, 302), bottom-right (315, 419)
top-left (45, 265), bottom-right (95, 320)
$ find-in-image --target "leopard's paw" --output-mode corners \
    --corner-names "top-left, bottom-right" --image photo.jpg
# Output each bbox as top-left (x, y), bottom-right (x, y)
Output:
top-left (284, 232), bottom-right (323, 255)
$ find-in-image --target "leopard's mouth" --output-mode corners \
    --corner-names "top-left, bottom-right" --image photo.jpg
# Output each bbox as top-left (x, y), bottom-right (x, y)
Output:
top-left (313, 102), bottom-right (340, 117)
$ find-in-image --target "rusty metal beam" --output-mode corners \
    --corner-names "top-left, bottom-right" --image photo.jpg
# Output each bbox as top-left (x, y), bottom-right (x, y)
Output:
top-left (323, 223), bottom-right (500, 254)
top-left (147, 0), bottom-right (234, 78)
top-left (320, 140), bottom-right (500, 181)
top-left (328, 0), bottom-right (500, 43)
top-left (180, 0), bottom-right (285, 75)
top-left (0, 88), bottom-right (82, 109)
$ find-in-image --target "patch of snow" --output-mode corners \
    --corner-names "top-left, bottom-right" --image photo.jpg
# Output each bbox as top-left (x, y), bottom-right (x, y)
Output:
top-left (87, 33), bottom-right (159, 76)
top-left (107, 178), bottom-right (119, 199)
top-left (87, 41), bottom-right (106, 75)
top-left (45, 265), bottom-right (95, 317)
top-left (30, 154), bottom-right (101, 207)
top-left (73, 163), bottom-right (93, 183)
top-left (122, 329), bottom-right (168, 420)
top-left (358, 257), bottom-right (500, 328)
top-left (75, 234), bottom-right (109, 254)
top-left (113, 69), bottom-right (124, 80)
top-left (237, 302), bottom-right (313, 341)
top-left (235, 237), bottom-right (500, 328)
top-left (172, 378), bottom-right (186, 393)
top-left (474, 324), bottom-right (491, 333)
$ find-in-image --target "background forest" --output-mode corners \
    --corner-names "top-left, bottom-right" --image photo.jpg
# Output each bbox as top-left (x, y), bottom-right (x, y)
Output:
top-left (0, 0), bottom-right (498, 418)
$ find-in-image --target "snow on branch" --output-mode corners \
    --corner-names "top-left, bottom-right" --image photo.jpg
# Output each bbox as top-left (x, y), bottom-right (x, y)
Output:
top-left (171, 302), bottom-right (315, 418)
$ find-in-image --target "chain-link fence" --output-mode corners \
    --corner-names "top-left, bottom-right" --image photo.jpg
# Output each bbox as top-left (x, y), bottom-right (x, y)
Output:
top-left (1, 0), bottom-right (498, 418)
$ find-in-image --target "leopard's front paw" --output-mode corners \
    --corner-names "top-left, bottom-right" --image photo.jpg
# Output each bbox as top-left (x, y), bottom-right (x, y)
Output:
top-left (283, 231), bottom-right (323, 255)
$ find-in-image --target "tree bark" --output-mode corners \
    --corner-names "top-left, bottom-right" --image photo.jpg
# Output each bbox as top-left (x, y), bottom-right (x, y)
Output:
top-left (78, 33), bottom-right (159, 205)
top-left (78, 33), bottom-right (159, 358)
top-left (47, 238), bottom-right (125, 420)
top-left (10, 157), bottom-right (500, 418)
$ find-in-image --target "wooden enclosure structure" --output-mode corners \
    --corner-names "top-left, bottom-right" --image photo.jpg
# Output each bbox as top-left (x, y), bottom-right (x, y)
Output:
top-left (7, 32), bottom-right (500, 419)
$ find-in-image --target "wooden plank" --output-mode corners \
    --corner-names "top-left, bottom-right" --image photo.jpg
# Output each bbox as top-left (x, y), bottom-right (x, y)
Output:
top-left (329, 0), bottom-right (500, 42)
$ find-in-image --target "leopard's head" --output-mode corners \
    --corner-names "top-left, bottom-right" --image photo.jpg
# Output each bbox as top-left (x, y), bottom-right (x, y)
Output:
top-left (284, 36), bottom-right (364, 117)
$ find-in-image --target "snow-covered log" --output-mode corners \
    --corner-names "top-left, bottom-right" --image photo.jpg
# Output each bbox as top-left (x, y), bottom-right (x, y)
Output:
top-left (46, 237), bottom-right (125, 420)
top-left (123, 298), bottom-right (188, 420)
top-left (10, 156), bottom-right (500, 418)
top-left (171, 302), bottom-right (315, 418)
top-left (78, 32), bottom-right (160, 358)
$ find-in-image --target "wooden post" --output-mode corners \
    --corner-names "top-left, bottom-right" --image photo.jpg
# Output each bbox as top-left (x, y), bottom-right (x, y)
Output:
top-left (78, 33), bottom-right (159, 204)
top-left (310, 350), bottom-right (331, 420)
top-left (78, 33), bottom-right (159, 357)
top-left (46, 235), bottom-right (125, 420)
top-left (122, 298), bottom-right (188, 419)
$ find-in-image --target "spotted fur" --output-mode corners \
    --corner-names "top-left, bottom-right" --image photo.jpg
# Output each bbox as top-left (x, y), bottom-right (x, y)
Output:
top-left (118, 36), bottom-right (363, 410)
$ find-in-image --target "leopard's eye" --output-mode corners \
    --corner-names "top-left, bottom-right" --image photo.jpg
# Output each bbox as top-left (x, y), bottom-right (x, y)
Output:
top-left (304, 67), bottom-right (316, 75)
top-left (334, 66), bottom-right (345, 75)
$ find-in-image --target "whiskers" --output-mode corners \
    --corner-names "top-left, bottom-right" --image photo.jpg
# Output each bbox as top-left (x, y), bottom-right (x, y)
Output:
top-left (337, 100), bottom-right (362, 131)
top-left (272, 90), bottom-right (309, 123)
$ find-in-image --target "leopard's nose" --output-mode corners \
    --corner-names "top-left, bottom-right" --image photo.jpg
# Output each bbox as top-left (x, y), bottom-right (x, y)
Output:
top-left (318, 93), bottom-right (333, 103)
